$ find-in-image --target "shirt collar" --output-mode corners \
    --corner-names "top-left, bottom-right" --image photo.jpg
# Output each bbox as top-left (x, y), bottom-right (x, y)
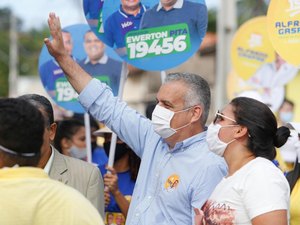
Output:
top-left (157, 0), bottom-right (183, 11)
top-left (119, 3), bottom-right (146, 18)
top-left (84, 54), bottom-right (108, 65)
top-left (0, 167), bottom-right (48, 179)
top-left (43, 146), bottom-right (54, 175)
top-left (169, 130), bottom-right (207, 152)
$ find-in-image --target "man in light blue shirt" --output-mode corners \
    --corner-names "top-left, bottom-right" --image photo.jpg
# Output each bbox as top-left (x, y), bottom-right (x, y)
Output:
top-left (45, 13), bottom-right (227, 225)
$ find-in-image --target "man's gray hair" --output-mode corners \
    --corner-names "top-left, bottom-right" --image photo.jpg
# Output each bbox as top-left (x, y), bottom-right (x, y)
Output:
top-left (164, 72), bottom-right (211, 125)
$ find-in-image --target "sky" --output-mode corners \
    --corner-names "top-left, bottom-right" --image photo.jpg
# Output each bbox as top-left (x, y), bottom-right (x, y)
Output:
top-left (0, 0), bottom-right (219, 31)
top-left (0, 0), bottom-right (87, 30)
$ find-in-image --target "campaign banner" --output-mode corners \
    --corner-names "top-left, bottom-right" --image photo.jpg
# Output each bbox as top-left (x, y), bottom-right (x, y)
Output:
top-left (267, 0), bottom-right (300, 66)
top-left (126, 24), bottom-right (191, 59)
top-left (39, 24), bottom-right (123, 113)
top-left (85, 0), bottom-right (207, 71)
top-left (231, 16), bottom-right (275, 80)
top-left (229, 16), bottom-right (299, 112)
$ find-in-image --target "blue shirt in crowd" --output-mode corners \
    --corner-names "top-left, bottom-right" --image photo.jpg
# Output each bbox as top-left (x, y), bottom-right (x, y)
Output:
top-left (140, 0), bottom-right (207, 49)
top-left (83, 0), bottom-right (103, 19)
top-left (100, 165), bottom-right (136, 213)
top-left (104, 3), bottom-right (147, 48)
top-left (39, 57), bottom-right (77, 95)
top-left (78, 55), bottom-right (122, 96)
top-left (78, 79), bottom-right (227, 225)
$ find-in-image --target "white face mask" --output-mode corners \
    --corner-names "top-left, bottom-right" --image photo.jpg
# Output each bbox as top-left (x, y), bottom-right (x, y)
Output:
top-left (279, 111), bottom-right (294, 124)
top-left (68, 145), bottom-right (87, 160)
top-left (151, 104), bottom-right (191, 139)
top-left (206, 123), bottom-right (237, 156)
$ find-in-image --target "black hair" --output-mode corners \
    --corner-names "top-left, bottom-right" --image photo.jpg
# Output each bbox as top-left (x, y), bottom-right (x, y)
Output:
top-left (286, 160), bottom-right (300, 192)
top-left (128, 149), bottom-right (141, 181)
top-left (279, 98), bottom-right (295, 109)
top-left (73, 113), bottom-right (99, 130)
top-left (230, 97), bottom-right (290, 160)
top-left (18, 94), bottom-right (54, 126)
top-left (145, 101), bottom-right (156, 120)
top-left (53, 119), bottom-right (85, 153)
top-left (0, 98), bottom-right (44, 166)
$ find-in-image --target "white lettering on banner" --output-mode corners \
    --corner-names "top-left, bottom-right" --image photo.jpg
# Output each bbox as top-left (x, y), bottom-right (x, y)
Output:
top-left (53, 69), bottom-right (63, 75)
top-left (287, 0), bottom-right (300, 17)
top-left (126, 31), bottom-right (168, 43)
top-left (127, 35), bottom-right (187, 59)
top-left (121, 21), bottom-right (133, 29)
top-left (56, 81), bottom-right (78, 102)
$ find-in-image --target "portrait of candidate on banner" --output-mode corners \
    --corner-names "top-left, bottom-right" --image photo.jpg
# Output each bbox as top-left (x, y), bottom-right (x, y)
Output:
top-left (87, 0), bottom-right (207, 71)
top-left (229, 16), bottom-right (300, 112)
top-left (39, 24), bottom-right (122, 113)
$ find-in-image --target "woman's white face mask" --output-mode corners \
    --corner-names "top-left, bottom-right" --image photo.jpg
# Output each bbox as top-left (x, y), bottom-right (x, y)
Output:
top-left (206, 123), bottom-right (238, 157)
top-left (151, 104), bottom-right (192, 139)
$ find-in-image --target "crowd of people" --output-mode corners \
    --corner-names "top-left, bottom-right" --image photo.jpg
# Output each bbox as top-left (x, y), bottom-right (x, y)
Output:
top-left (1, 12), bottom-right (300, 225)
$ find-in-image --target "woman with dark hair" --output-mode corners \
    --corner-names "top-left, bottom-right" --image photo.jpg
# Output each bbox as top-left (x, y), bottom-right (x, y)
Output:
top-left (53, 119), bottom-right (87, 160)
top-left (94, 127), bottom-right (141, 225)
top-left (195, 97), bottom-right (290, 225)
top-left (285, 123), bottom-right (300, 225)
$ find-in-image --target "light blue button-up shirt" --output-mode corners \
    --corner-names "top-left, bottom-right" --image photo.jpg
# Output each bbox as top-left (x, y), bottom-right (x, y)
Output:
top-left (79, 79), bottom-right (227, 225)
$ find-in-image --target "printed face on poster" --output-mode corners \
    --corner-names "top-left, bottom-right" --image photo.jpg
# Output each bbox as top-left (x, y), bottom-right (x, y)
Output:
top-left (230, 16), bottom-right (299, 112)
top-left (83, 0), bottom-right (208, 71)
top-left (39, 24), bottom-right (123, 113)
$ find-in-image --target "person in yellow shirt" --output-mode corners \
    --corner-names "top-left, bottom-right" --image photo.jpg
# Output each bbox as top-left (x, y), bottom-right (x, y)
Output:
top-left (286, 122), bottom-right (300, 225)
top-left (0, 97), bottom-right (104, 225)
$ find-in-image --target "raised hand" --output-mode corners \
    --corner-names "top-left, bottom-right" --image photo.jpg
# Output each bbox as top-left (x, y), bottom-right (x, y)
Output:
top-left (44, 12), bottom-right (68, 59)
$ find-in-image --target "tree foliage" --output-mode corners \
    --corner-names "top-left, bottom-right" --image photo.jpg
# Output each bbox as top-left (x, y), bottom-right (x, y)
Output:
top-left (237, 0), bottom-right (268, 26)
top-left (0, 7), bottom-right (49, 97)
top-left (206, 0), bottom-right (268, 33)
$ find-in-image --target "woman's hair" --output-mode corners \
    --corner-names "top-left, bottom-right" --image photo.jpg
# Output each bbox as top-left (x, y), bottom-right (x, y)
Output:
top-left (230, 97), bottom-right (290, 160)
top-left (53, 118), bottom-right (85, 153)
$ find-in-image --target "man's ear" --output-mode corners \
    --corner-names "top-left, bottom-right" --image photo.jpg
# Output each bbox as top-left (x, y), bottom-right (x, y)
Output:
top-left (190, 105), bottom-right (202, 123)
top-left (49, 123), bottom-right (57, 141)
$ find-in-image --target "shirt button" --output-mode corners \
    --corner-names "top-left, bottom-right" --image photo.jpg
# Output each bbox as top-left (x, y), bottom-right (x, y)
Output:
top-left (135, 213), bottom-right (139, 217)
top-left (148, 196), bottom-right (152, 199)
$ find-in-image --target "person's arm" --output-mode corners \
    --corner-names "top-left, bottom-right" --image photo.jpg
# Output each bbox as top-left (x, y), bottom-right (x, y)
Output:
top-left (251, 210), bottom-right (288, 225)
top-left (45, 13), bottom-right (156, 158)
top-left (191, 162), bottom-right (227, 225)
top-left (104, 166), bottom-right (130, 217)
top-left (44, 13), bottom-right (92, 93)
